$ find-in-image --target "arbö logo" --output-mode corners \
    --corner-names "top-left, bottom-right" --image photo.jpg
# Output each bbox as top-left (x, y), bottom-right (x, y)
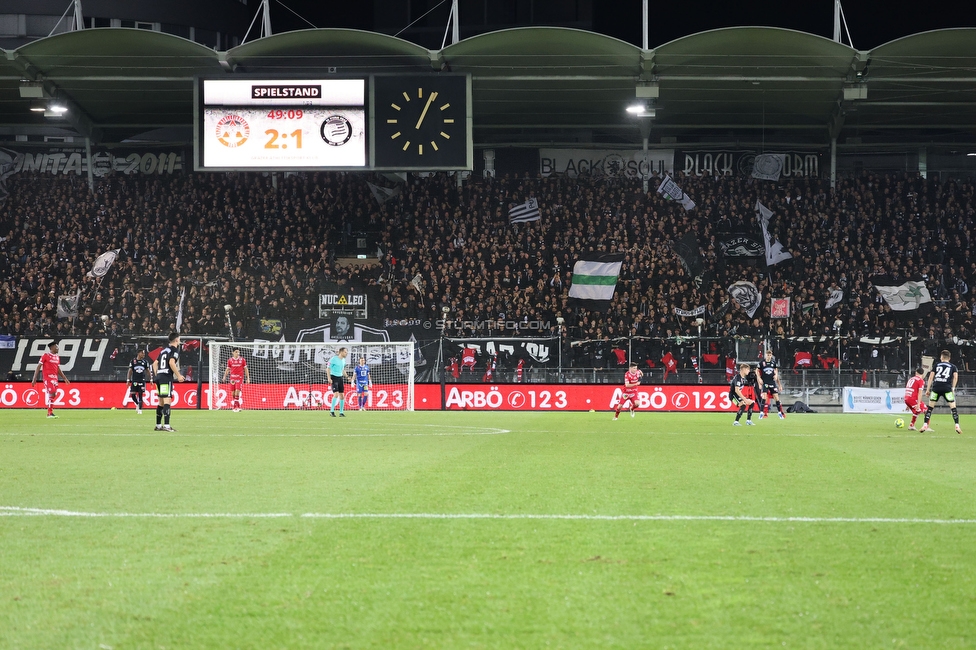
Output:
top-left (446, 387), bottom-right (503, 409)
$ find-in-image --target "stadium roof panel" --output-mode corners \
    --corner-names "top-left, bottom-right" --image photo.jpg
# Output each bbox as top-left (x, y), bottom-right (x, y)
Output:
top-left (0, 26), bottom-right (974, 146)
top-left (226, 28), bottom-right (433, 73)
top-left (441, 27), bottom-right (642, 76)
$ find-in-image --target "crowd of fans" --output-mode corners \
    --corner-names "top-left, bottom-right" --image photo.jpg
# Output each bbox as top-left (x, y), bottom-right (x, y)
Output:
top-left (1, 166), bottom-right (975, 370)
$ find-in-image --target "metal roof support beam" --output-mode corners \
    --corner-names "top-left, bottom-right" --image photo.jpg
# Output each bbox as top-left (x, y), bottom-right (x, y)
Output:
top-left (476, 123), bottom-right (828, 130)
top-left (242, 0), bottom-right (272, 43)
top-left (866, 77), bottom-right (976, 83)
top-left (657, 75), bottom-right (839, 82)
top-left (833, 0), bottom-right (853, 47)
top-left (473, 75), bottom-right (638, 81)
top-left (642, 0), bottom-right (649, 51)
top-left (441, 0), bottom-right (459, 50)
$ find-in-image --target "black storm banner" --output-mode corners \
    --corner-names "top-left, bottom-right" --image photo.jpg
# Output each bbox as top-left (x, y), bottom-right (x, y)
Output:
top-left (678, 150), bottom-right (821, 178)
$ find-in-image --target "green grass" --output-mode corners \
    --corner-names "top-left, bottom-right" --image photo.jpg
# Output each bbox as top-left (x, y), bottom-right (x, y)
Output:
top-left (1, 408), bottom-right (975, 649)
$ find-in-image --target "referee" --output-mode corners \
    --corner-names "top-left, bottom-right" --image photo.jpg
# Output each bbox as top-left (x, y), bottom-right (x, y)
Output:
top-left (328, 347), bottom-right (350, 418)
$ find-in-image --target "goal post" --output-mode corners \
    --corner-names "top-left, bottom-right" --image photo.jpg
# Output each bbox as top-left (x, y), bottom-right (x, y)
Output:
top-left (208, 341), bottom-right (414, 411)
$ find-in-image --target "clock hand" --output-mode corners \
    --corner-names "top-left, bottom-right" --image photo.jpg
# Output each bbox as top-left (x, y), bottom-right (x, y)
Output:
top-left (414, 91), bottom-right (438, 130)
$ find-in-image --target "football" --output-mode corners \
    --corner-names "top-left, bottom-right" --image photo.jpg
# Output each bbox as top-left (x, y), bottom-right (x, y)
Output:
top-left (894, 418), bottom-right (905, 428)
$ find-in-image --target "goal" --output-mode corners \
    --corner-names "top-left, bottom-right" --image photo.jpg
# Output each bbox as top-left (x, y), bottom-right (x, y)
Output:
top-left (207, 341), bottom-right (414, 411)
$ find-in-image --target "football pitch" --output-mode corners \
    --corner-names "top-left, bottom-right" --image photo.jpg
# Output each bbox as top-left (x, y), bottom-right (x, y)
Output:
top-left (1, 409), bottom-right (974, 649)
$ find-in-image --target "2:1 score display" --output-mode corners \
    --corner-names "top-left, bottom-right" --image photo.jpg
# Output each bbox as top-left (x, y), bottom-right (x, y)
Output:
top-left (265, 111), bottom-right (304, 150)
top-left (265, 129), bottom-right (302, 149)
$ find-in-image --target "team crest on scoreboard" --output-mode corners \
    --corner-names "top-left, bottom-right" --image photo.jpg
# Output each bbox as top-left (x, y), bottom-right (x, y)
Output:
top-left (320, 115), bottom-right (353, 147)
top-left (216, 115), bottom-right (250, 148)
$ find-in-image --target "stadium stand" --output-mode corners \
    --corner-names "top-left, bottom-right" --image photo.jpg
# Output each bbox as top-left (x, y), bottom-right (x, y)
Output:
top-left (2, 170), bottom-right (973, 362)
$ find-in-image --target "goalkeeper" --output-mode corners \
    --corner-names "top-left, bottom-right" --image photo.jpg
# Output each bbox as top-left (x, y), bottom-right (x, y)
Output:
top-left (353, 356), bottom-right (372, 410)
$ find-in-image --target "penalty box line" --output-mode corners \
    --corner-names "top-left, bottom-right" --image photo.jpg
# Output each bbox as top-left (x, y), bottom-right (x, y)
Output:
top-left (2, 507), bottom-right (975, 525)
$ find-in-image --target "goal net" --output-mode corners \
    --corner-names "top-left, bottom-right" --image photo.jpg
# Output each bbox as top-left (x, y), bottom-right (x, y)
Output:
top-left (207, 341), bottom-right (414, 411)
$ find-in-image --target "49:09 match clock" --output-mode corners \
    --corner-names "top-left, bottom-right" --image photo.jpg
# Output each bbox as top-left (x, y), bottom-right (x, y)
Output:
top-left (372, 74), bottom-right (471, 170)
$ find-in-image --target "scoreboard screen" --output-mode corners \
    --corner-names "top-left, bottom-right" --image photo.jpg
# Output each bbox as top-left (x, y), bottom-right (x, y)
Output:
top-left (197, 79), bottom-right (366, 170)
top-left (194, 75), bottom-right (472, 172)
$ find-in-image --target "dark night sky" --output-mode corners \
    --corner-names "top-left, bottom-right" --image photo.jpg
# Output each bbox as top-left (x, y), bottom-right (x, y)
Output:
top-left (260, 0), bottom-right (976, 50)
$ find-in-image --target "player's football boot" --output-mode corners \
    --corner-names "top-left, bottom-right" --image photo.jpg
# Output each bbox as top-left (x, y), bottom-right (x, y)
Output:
top-left (745, 420), bottom-right (755, 426)
top-left (779, 412), bottom-right (785, 419)
top-left (330, 412), bottom-right (336, 417)
top-left (630, 409), bottom-right (635, 418)
top-left (919, 424), bottom-right (930, 432)
top-left (161, 425), bottom-right (176, 432)
top-left (46, 414), bottom-right (58, 419)
top-left (154, 425), bottom-right (163, 431)
top-left (732, 421), bottom-right (741, 426)
top-left (909, 425), bottom-right (916, 431)
top-left (955, 424), bottom-right (962, 434)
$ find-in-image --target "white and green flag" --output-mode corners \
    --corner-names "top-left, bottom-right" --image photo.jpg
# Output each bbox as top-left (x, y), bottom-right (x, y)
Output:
top-left (568, 253), bottom-right (624, 310)
top-left (873, 280), bottom-right (932, 312)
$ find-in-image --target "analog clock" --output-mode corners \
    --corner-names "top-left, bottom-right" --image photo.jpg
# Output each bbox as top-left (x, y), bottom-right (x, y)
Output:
top-left (373, 75), bottom-right (470, 170)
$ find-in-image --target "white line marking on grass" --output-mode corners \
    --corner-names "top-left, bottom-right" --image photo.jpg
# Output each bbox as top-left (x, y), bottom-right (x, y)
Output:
top-left (0, 507), bottom-right (292, 518)
top-left (2, 507), bottom-right (974, 524)
top-left (0, 425), bottom-right (510, 438)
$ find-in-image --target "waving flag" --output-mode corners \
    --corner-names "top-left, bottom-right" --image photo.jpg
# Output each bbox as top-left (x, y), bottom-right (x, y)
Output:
top-left (752, 153), bottom-right (786, 181)
top-left (175, 287), bottom-right (187, 333)
top-left (57, 292), bottom-right (81, 319)
top-left (568, 253), bottom-right (624, 311)
top-left (672, 232), bottom-right (705, 279)
top-left (873, 279), bottom-right (932, 312)
top-left (657, 175), bottom-right (696, 210)
top-left (662, 352), bottom-right (679, 381)
top-left (87, 249), bottom-right (120, 278)
top-left (728, 281), bottom-right (763, 318)
top-left (755, 201), bottom-right (792, 266)
top-left (508, 198), bottom-right (541, 224)
top-left (825, 288), bottom-right (844, 310)
top-left (367, 182), bottom-right (400, 204)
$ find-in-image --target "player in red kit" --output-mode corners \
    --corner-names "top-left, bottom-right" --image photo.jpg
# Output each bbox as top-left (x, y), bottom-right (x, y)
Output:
top-left (613, 362), bottom-right (643, 420)
top-left (31, 341), bottom-right (70, 418)
top-left (222, 348), bottom-right (250, 412)
top-left (904, 367), bottom-right (926, 430)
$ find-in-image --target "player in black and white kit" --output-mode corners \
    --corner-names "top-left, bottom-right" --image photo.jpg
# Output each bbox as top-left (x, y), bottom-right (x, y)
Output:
top-left (921, 349), bottom-right (961, 434)
top-left (730, 363), bottom-right (757, 426)
top-left (757, 349), bottom-right (785, 419)
top-left (126, 348), bottom-right (153, 415)
top-left (152, 332), bottom-right (185, 432)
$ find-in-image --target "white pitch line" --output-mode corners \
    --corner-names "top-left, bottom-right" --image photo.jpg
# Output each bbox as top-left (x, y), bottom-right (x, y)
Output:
top-left (0, 426), bottom-right (511, 438)
top-left (1, 507), bottom-right (974, 524)
top-left (0, 507), bottom-right (290, 518)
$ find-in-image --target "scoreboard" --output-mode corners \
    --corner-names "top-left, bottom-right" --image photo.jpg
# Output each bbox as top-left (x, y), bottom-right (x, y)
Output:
top-left (194, 76), bottom-right (472, 172)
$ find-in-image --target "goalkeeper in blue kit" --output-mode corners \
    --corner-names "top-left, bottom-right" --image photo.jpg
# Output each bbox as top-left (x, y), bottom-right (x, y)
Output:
top-left (353, 357), bottom-right (372, 410)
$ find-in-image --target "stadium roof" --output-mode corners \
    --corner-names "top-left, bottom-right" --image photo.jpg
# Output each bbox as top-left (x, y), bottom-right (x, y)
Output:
top-left (1, 25), bottom-right (975, 147)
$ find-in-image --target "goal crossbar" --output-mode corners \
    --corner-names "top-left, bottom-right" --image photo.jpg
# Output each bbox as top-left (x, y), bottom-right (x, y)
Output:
top-left (208, 341), bottom-right (415, 411)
